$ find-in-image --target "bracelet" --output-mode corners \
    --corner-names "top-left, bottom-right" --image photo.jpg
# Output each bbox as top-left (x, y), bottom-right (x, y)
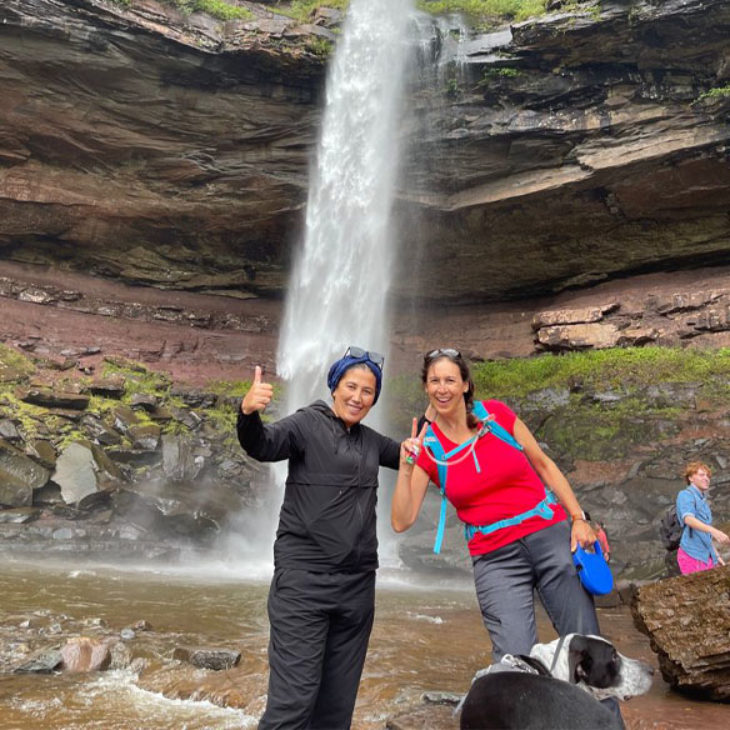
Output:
top-left (571, 510), bottom-right (587, 523)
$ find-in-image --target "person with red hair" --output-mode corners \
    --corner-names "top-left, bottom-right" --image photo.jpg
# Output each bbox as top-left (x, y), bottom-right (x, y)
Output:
top-left (676, 461), bottom-right (728, 574)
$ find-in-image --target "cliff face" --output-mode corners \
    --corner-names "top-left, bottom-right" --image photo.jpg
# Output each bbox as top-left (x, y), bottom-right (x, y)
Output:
top-left (0, 0), bottom-right (728, 305)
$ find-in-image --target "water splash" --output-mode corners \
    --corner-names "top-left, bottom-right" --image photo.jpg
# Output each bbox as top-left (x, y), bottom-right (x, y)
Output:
top-left (277, 0), bottom-right (415, 413)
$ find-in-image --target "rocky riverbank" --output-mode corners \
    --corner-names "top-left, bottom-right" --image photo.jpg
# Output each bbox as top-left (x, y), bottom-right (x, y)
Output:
top-left (2, 257), bottom-right (730, 581)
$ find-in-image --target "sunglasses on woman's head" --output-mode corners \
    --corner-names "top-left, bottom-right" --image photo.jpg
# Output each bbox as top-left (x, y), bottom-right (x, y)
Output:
top-left (426, 348), bottom-right (461, 360)
top-left (345, 346), bottom-right (385, 369)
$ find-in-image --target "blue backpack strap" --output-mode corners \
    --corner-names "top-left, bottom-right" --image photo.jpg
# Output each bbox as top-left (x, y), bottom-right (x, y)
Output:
top-left (472, 401), bottom-right (523, 452)
top-left (425, 403), bottom-right (525, 555)
top-left (423, 425), bottom-right (450, 554)
top-left (464, 491), bottom-right (558, 540)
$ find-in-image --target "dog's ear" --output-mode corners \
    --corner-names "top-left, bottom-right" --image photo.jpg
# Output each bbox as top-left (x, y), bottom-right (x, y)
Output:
top-left (569, 648), bottom-right (592, 684)
top-left (568, 636), bottom-right (621, 688)
top-left (567, 635), bottom-right (591, 684)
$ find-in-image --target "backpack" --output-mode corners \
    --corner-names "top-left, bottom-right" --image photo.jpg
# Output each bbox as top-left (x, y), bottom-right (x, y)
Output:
top-left (659, 504), bottom-right (683, 550)
top-left (423, 401), bottom-right (555, 554)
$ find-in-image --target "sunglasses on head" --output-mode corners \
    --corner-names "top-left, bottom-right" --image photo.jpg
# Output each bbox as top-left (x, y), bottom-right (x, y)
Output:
top-left (426, 348), bottom-right (461, 360)
top-left (345, 346), bottom-right (385, 369)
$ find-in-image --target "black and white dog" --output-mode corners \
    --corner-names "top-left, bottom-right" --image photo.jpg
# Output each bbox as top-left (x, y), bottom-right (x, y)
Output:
top-left (459, 634), bottom-right (654, 730)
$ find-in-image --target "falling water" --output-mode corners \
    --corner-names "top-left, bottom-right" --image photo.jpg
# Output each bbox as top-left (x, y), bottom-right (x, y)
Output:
top-left (277, 0), bottom-right (415, 413)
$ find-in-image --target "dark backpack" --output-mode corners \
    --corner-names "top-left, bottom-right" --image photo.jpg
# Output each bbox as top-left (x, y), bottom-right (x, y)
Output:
top-left (659, 504), bottom-right (683, 550)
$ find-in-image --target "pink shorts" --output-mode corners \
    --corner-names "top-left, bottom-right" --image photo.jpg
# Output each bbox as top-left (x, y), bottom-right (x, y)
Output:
top-left (677, 547), bottom-right (714, 575)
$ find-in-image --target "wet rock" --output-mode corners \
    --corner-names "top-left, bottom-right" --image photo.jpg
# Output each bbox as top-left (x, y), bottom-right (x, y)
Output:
top-left (0, 438), bottom-right (51, 506)
top-left (160, 512), bottom-right (218, 540)
top-left (129, 423), bottom-right (161, 451)
top-left (110, 640), bottom-right (132, 669)
top-left (111, 405), bottom-right (141, 435)
top-left (80, 414), bottom-right (123, 445)
top-left (78, 490), bottom-right (114, 512)
top-left (13, 648), bottom-right (63, 674)
top-left (169, 385), bottom-right (216, 409)
top-left (60, 637), bottom-right (112, 673)
top-left (632, 566), bottom-right (730, 700)
top-left (52, 442), bottom-right (100, 504)
top-left (112, 490), bottom-right (165, 532)
top-left (89, 376), bottom-right (126, 398)
top-left (32, 481), bottom-right (63, 506)
top-left (162, 435), bottom-right (202, 482)
top-left (106, 448), bottom-right (162, 467)
top-left (0, 418), bottom-right (20, 440)
top-left (172, 646), bottom-right (241, 671)
top-left (26, 439), bottom-right (57, 468)
top-left (20, 387), bottom-right (90, 410)
top-left (120, 628), bottom-right (135, 641)
top-left (0, 507), bottom-right (41, 524)
top-left (129, 393), bottom-right (158, 411)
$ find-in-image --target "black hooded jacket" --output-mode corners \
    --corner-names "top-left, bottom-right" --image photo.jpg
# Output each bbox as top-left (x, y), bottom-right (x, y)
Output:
top-left (237, 400), bottom-right (400, 572)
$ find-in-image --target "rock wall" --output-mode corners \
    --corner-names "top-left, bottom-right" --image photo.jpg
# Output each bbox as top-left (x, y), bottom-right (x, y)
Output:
top-left (0, 0), bottom-right (728, 304)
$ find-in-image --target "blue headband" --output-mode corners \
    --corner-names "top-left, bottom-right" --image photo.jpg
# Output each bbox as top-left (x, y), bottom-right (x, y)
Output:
top-left (326, 355), bottom-right (382, 404)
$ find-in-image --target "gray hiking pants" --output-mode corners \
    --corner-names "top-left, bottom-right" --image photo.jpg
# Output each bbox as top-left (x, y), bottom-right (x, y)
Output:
top-left (472, 520), bottom-right (600, 661)
top-left (258, 568), bottom-right (375, 730)
top-left (473, 520), bottom-right (624, 727)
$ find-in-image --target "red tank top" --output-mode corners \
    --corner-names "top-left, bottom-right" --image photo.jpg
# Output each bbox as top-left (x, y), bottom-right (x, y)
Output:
top-left (416, 400), bottom-right (565, 555)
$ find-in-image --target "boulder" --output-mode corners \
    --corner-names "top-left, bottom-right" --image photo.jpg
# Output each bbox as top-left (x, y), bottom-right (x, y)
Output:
top-left (172, 646), bottom-right (241, 671)
top-left (52, 442), bottom-right (104, 504)
top-left (631, 566), bottom-right (730, 701)
top-left (20, 387), bottom-right (90, 410)
top-left (13, 648), bottom-right (63, 674)
top-left (60, 637), bottom-right (112, 673)
top-left (0, 438), bottom-right (51, 506)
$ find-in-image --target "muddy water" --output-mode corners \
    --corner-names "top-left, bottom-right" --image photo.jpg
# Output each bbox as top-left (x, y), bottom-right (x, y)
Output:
top-left (0, 559), bottom-right (724, 729)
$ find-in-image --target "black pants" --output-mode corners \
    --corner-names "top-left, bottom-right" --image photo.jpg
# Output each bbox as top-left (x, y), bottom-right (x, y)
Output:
top-left (258, 568), bottom-right (376, 730)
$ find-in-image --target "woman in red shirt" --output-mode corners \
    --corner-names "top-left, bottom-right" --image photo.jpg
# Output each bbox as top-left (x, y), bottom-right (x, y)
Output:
top-left (392, 348), bottom-right (605, 662)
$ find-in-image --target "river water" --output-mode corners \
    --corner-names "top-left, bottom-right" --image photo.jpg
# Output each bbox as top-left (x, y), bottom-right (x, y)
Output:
top-left (0, 558), bottom-right (724, 729)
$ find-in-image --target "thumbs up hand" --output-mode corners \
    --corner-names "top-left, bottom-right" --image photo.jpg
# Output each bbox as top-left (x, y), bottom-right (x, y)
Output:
top-left (241, 365), bottom-right (274, 415)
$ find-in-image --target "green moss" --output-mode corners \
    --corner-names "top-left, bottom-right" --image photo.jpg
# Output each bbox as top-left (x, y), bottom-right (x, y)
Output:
top-left (274, 1), bottom-right (349, 22)
top-left (306, 36), bottom-right (334, 58)
top-left (384, 346), bottom-right (730, 463)
top-left (0, 391), bottom-right (49, 441)
top-left (416, 0), bottom-right (547, 23)
top-left (471, 346), bottom-right (730, 400)
top-left (167, 0), bottom-right (254, 21)
top-left (536, 395), bottom-right (682, 461)
top-left (0, 343), bottom-right (36, 379)
top-left (697, 85), bottom-right (730, 102)
top-left (102, 358), bottom-right (171, 398)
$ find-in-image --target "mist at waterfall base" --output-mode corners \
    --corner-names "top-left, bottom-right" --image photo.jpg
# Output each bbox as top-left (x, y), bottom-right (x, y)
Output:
top-left (221, 0), bottom-right (416, 573)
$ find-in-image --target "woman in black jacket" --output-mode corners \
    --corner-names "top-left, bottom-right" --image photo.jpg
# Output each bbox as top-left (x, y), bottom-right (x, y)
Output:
top-left (238, 347), bottom-right (403, 730)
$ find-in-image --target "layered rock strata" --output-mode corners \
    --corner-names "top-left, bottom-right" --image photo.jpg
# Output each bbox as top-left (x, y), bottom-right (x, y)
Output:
top-left (0, 0), bottom-right (728, 304)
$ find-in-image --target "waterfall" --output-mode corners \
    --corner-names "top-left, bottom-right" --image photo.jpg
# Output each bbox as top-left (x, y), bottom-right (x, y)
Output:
top-left (224, 0), bottom-right (415, 573)
top-left (277, 0), bottom-right (414, 413)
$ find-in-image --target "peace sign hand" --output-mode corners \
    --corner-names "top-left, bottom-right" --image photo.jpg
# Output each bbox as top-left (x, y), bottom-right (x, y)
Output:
top-left (241, 365), bottom-right (274, 415)
top-left (401, 418), bottom-right (427, 467)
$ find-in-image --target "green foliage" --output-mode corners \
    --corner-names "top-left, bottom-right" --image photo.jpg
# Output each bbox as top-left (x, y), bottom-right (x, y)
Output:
top-left (0, 391), bottom-right (48, 441)
top-left (471, 346), bottom-right (730, 400)
top-left (477, 66), bottom-right (521, 88)
top-left (0, 343), bottom-right (35, 379)
top-left (102, 358), bottom-right (172, 397)
top-left (274, 1), bottom-right (350, 22)
top-left (169, 0), bottom-right (254, 21)
top-left (416, 0), bottom-right (547, 23)
top-left (697, 85), bottom-right (730, 102)
top-left (306, 36), bottom-right (334, 57)
top-left (445, 77), bottom-right (461, 97)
